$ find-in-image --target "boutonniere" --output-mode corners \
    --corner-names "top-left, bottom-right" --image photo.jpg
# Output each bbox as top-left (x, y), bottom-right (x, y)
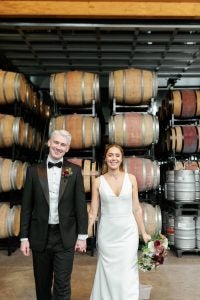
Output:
top-left (62, 167), bottom-right (73, 179)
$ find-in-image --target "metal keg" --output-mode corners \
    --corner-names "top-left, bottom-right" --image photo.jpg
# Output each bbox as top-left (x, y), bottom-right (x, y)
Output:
top-left (194, 170), bottom-right (200, 201)
top-left (174, 170), bottom-right (196, 202)
top-left (196, 217), bottom-right (200, 249)
top-left (165, 170), bottom-right (174, 201)
top-left (175, 216), bottom-right (196, 249)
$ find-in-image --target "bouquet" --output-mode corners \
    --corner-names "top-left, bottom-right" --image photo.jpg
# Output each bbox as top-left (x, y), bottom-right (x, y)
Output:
top-left (138, 233), bottom-right (169, 272)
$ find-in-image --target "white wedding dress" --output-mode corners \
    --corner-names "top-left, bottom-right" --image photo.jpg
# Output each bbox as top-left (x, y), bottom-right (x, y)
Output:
top-left (90, 173), bottom-right (139, 300)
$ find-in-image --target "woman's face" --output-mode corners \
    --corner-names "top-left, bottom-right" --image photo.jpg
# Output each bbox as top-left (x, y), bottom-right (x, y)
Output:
top-left (105, 146), bottom-right (123, 171)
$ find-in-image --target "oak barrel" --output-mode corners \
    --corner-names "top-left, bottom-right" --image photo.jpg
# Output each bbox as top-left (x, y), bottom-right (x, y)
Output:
top-left (168, 90), bottom-right (200, 118)
top-left (0, 158), bottom-right (24, 192)
top-left (0, 114), bottom-right (24, 147)
top-left (0, 70), bottom-right (27, 104)
top-left (109, 68), bottom-right (157, 104)
top-left (0, 202), bottom-right (10, 238)
top-left (166, 125), bottom-right (200, 153)
top-left (49, 114), bottom-right (100, 149)
top-left (67, 158), bottom-right (99, 193)
top-left (50, 71), bottom-right (99, 106)
top-left (124, 157), bottom-right (160, 192)
top-left (109, 112), bottom-right (159, 147)
top-left (140, 203), bottom-right (162, 237)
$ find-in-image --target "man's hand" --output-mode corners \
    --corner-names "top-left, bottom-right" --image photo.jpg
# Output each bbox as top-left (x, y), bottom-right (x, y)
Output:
top-left (74, 239), bottom-right (87, 253)
top-left (20, 240), bottom-right (31, 256)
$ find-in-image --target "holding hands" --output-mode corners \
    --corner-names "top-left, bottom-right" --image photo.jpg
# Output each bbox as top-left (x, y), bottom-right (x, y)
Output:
top-left (75, 239), bottom-right (87, 253)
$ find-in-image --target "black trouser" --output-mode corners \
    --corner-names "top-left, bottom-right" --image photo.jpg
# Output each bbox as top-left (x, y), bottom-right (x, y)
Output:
top-left (32, 225), bottom-right (74, 300)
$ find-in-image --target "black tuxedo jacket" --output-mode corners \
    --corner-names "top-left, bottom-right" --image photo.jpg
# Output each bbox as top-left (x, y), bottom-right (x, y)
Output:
top-left (20, 160), bottom-right (88, 252)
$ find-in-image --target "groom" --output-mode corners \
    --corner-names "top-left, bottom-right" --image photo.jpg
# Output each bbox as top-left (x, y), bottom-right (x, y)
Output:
top-left (20, 129), bottom-right (88, 300)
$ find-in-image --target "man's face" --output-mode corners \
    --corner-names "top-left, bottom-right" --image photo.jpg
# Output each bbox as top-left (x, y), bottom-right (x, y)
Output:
top-left (48, 134), bottom-right (69, 160)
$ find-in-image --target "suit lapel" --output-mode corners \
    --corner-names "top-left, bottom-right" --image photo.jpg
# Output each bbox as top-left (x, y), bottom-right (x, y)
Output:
top-left (37, 163), bottom-right (49, 204)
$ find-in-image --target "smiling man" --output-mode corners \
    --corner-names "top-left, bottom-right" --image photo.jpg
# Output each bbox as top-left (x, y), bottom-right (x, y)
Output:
top-left (20, 129), bottom-right (88, 300)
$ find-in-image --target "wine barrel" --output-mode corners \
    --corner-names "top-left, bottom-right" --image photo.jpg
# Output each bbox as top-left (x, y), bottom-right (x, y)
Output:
top-left (166, 125), bottom-right (200, 153)
top-left (168, 90), bottom-right (200, 118)
top-left (109, 112), bottom-right (159, 147)
top-left (23, 123), bottom-right (33, 149)
top-left (50, 71), bottom-right (100, 106)
top-left (67, 158), bottom-right (99, 193)
top-left (124, 157), bottom-right (160, 192)
top-left (109, 68), bottom-right (157, 104)
top-left (7, 205), bottom-right (21, 237)
top-left (0, 158), bottom-right (24, 192)
top-left (0, 70), bottom-right (27, 104)
top-left (140, 203), bottom-right (162, 237)
top-left (25, 84), bottom-right (34, 109)
top-left (0, 114), bottom-right (24, 147)
top-left (0, 202), bottom-right (10, 238)
top-left (49, 114), bottom-right (100, 149)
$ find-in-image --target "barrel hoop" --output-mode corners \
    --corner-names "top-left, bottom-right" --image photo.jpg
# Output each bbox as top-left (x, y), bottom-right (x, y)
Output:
top-left (10, 161), bottom-right (17, 190)
top-left (49, 74), bottom-right (54, 101)
top-left (2, 71), bottom-right (8, 104)
top-left (92, 74), bottom-right (95, 101)
top-left (13, 117), bottom-right (20, 144)
top-left (94, 74), bottom-right (99, 102)
top-left (14, 73), bottom-right (21, 102)
top-left (156, 205), bottom-right (162, 233)
top-left (82, 72), bottom-right (85, 106)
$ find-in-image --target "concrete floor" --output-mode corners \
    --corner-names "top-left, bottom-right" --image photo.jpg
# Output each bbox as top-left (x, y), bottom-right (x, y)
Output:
top-left (0, 248), bottom-right (199, 300)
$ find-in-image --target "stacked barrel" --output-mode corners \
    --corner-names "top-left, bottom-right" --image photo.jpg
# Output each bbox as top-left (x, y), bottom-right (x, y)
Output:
top-left (49, 71), bottom-right (101, 244)
top-left (159, 89), bottom-right (200, 255)
top-left (0, 70), bottom-right (50, 244)
top-left (108, 68), bottom-right (161, 237)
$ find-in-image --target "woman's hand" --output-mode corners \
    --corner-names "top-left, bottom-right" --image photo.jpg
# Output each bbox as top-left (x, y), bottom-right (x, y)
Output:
top-left (142, 232), bottom-right (151, 244)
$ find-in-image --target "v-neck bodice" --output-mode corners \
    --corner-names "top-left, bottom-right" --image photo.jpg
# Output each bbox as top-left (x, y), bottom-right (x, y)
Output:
top-left (99, 173), bottom-right (133, 217)
top-left (102, 173), bottom-right (126, 197)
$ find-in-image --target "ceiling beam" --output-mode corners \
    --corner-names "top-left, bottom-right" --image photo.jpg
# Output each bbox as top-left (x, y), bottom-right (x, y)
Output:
top-left (1, 1), bottom-right (200, 19)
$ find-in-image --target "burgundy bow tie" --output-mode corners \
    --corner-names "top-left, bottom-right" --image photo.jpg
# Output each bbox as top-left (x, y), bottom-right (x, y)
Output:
top-left (48, 161), bottom-right (63, 168)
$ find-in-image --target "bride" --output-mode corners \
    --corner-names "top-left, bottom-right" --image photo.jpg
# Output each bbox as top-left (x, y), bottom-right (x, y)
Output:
top-left (88, 144), bottom-right (151, 300)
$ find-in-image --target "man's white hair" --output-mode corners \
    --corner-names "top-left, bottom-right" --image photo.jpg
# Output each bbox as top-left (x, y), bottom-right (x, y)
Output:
top-left (49, 130), bottom-right (72, 145)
